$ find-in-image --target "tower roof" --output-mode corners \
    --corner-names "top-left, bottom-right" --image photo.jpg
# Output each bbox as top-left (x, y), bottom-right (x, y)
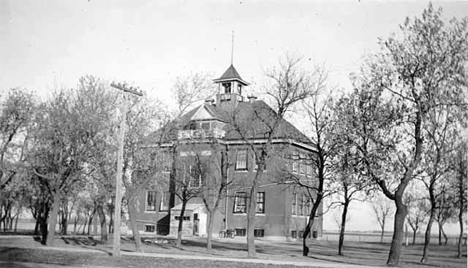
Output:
top-left (213, 64), bottom-right (249, 86)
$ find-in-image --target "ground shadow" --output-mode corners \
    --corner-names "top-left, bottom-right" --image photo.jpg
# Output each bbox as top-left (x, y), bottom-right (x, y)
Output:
top-left (59, 237), bottom-right (112, 255)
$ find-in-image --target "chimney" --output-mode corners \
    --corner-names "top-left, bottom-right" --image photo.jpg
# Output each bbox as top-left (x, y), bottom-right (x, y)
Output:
top-left (247, 95), bottom-right (257, 104)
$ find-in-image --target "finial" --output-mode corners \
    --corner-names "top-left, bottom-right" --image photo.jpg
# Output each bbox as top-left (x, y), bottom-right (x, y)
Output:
top-left (231, 30), bottom-right (234, 65)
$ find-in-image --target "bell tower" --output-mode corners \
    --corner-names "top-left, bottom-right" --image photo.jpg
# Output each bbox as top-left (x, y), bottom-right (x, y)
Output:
top-left (213, 64), bottom-right (249, 108)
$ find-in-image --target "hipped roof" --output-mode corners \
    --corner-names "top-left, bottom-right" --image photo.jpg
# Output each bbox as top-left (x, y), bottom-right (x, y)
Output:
top-left (213, 64), bottom-right (249, 86)
top-left (154, 100), bottom-right (314, 150)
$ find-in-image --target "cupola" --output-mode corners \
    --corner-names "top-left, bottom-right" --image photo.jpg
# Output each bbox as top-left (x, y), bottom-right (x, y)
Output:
top-left (213, 64), bottom-right (249, 107)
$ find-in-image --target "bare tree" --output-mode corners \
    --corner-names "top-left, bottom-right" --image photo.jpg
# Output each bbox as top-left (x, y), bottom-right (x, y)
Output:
top-left (199, 143), bottom-right (234, 251)
top-left (452, 141), bottom-right (467, 258)
top-left (172, 72), bottom-right (216, 118)
top-left (333, 173), bottom-right (368, 255)
top-left (226, 54), bottom-right (325, 257)
top-left (420, 104), bottom-right (460, 262)
top-left (121, 96), bottom-right (168, 252)
top-left (434, 186), bottom-right (457, 246)
top-left (340, 4), bottom-right (467, 265)
top-left (169, 154), bottom-right (204, 247)
top-left (30, 84), bottom-right (113, 245)
top-left (0, 88), bottom-right (35, 231)
top-left (371, 195), bottom-right (394, 244)
top-left (405, 196), bottom-right (428, 245)
top-left (329, 125), bottom-right (371, 256)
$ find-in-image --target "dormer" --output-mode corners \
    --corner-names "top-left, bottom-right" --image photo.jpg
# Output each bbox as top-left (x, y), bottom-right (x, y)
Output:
top-left (213, 64), bottom-right (249, 108)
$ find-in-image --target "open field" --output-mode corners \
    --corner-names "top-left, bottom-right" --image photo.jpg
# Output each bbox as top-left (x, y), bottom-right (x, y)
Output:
top-left (0, 234), bottom-right (466, 268)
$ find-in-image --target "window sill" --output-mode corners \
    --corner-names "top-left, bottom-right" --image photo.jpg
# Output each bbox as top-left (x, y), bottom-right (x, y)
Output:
top-left (233, 213), bottom-right (265, 216)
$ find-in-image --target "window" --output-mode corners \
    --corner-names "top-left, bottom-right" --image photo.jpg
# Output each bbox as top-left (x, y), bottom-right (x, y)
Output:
top-left (298, 195), bottom-right (304, 216)
top-left (175, 216), bottom-right (190, 221)
top-left (292, 152), bottom-right (299, 173)
top-left (162, 156), bottom-right (171, 173)
top-left (305, 162), bottom-right (312, 177)
top-left (256, 192), bottom-right (265, 214)
top-left (146, 191), bottom-right (157, 211)
top-left (236, 149), bottom-right (248, 170)
top-left (253, 156), bottom-right (266, 171)
top-left (304, 197), bottom-right (311, 216)
top-left (254, 229), bottom-right (264, 237)
top-left (235, 228), bottom-right (246, 237)
top-left (299, 153), bottom-right (305, 174)
top-left (234, 192), bottom-right (247, 213)
top-left (291, 230), bottom-right (297, 238)
top-left (145, 225), bottom-right (155, 233)
top-left (188, 165), bottom-right (202, 188)
top-left (160, 192), bottom-right (169, 211)
top-left (222, 82), bottom-right (232, 94)
top-left (292, 193), bottom-right (297, 215)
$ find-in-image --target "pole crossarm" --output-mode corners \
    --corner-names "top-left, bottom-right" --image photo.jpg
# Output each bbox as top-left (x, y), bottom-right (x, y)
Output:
top-left (111, 82), bottom-right (144, 96)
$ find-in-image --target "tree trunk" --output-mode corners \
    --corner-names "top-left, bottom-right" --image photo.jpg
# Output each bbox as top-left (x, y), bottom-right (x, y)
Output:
top-left (386, 195), bottom-right (408, 266)
top-left (303, 199), bottom-right (320, 257)
top-left (176, 199), bottom-right (188, 248)
top-left (87, 210), bottom-right (95, 235)
top-left (380, 224), bottom-right (385, 244)
top-left (154, 191), bottom-right (162, 235)
top-left (40, 214), bottom-right (48, 245)
top-left (97, 201), bottom-right (108, 242)
top-left (457, 161), bottom-right (465, 258)
top-left (441, 226), bottom-right (448, 245)
top-left (458, 206), bottom-right (464, 258)
top-left (206, 210), bottom-right (215, 251)
top-left (14, 211), bottom-right (19, 232)
top-left (127, 196), bottom-right (143, 252)
top-left (34, 218), bottom-right (40, 235)
top-left (92, 214), bottom-right (98, 236)
top-left (109, 215), bottom-right (114, 234)
top-left (338, 201), bottom-right (349, 255)
top-left (13, 215), bottom-right (17, 232)
top-left (6, 209), bottom-right (12, 230)
top-left (412, 229), bottom-right (417, 245)
top-left (421, 211), bottom-right (434, 262)
top-left (60, 204), bottom-right (68, 235)
top-left (82, 217), bottom-right (87, 235)
top-left (405, 225), bottom-right (408, 247)
top-left (46, 191), bottom-right (61, 246)
top-left (108, 201), bottom-right (114, 234)
top-left (438, 222), bottom-right (443, 245)
top-left (247, 167), bottom-right (263, 258)
top-left (39, 201), bottom-right (50, 244)
top-left (73, 216), bottom-right (78, 235)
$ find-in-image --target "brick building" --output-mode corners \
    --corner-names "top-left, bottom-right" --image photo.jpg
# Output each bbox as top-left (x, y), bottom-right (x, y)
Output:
top-left (135, 64), bottom-right (322, 240)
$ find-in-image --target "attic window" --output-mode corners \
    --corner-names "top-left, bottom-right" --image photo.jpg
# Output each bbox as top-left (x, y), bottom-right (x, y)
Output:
top-left (184, 123), bottom-right (196, 130)
top-left (200, 122), bottom-right (210, 130)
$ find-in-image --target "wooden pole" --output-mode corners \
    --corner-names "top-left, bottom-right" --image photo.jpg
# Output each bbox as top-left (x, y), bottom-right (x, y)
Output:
top-left (111, 82), bottom-right (143, 257)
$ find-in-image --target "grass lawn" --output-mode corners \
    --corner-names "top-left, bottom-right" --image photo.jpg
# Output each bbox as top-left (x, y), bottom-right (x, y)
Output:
top-left (0, 234), bottom-right (466, 268)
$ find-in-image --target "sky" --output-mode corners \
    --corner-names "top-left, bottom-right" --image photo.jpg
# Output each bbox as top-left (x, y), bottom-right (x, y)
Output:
top-left (1, 0), bottom-right (467, 233)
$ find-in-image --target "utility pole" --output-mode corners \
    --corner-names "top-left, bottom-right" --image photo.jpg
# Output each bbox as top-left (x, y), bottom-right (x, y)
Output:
top-left (110, 82), bottom-right (143, 257)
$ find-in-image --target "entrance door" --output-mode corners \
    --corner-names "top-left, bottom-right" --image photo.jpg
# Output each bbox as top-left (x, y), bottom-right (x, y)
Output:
top-left (193, 213), bottom-right (199, 236)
